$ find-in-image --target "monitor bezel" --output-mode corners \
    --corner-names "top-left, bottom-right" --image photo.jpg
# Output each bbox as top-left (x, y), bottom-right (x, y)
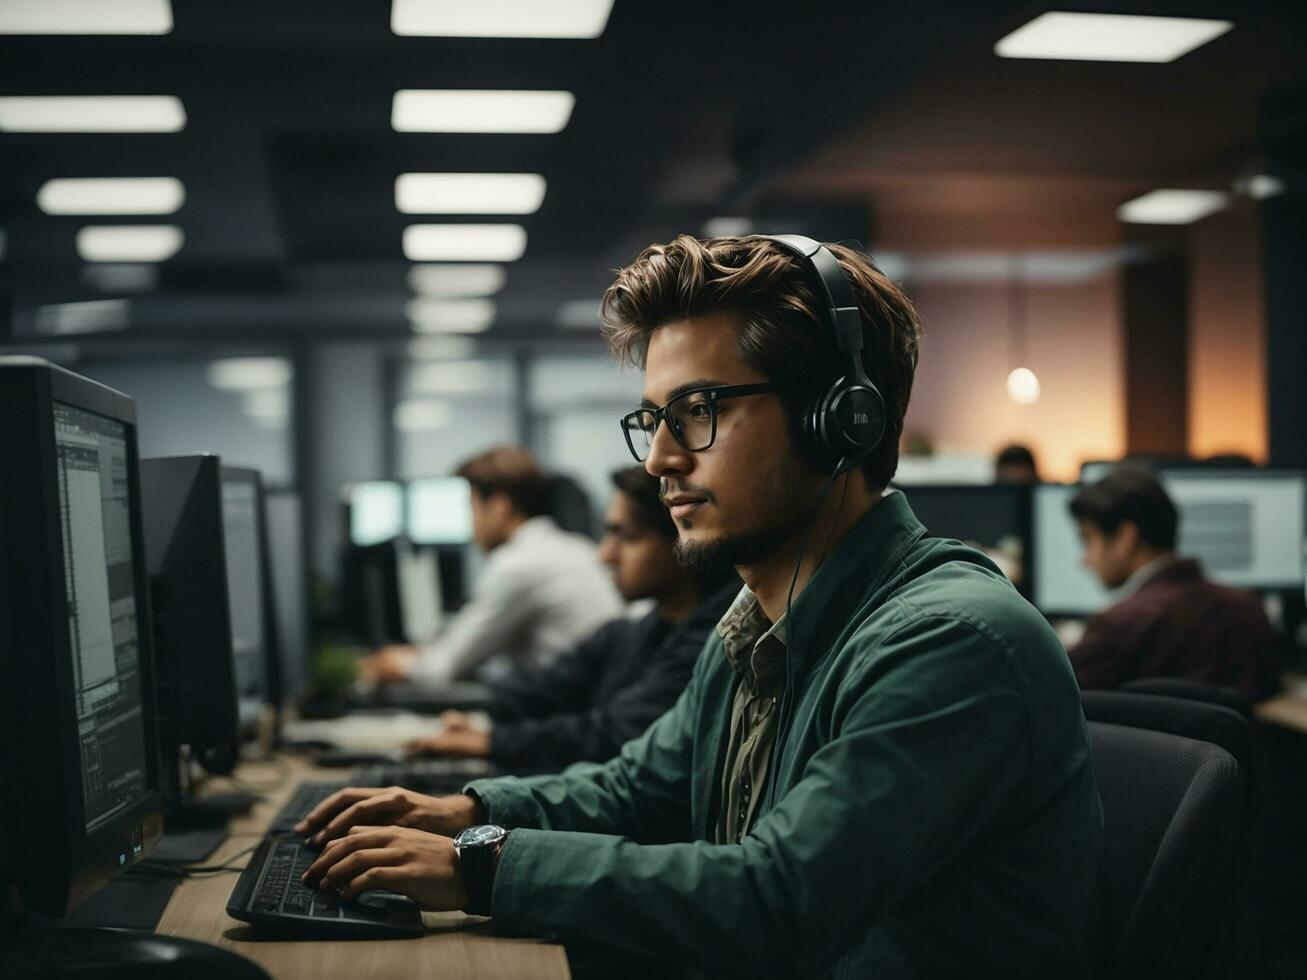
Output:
top-left (0, 358), bottom-right (164, 916)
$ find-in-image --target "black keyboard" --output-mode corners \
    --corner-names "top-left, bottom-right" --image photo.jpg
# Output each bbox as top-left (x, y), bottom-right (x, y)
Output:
top-left (226, 837), bottom-right (424, 937)
top-left (268, 780), bottom-right (347, 835)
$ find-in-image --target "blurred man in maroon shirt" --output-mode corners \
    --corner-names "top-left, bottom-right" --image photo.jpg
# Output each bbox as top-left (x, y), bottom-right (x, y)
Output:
top-left (1068, 467), bottom-right (1280, 701)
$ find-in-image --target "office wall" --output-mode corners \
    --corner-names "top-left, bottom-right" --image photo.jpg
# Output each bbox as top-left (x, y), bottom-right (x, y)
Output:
top-left (1188, 205), bottom-right (1268, 462)
top-left (902, 273), bottom-right (1125, 483)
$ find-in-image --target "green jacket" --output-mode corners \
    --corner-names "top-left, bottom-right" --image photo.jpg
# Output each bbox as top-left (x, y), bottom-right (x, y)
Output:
top-left (469, 492), bottom-right (1102, 978)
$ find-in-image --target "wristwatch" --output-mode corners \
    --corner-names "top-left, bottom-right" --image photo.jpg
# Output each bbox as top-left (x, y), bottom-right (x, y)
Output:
top-left (453, 824), bottom-right (509, 916)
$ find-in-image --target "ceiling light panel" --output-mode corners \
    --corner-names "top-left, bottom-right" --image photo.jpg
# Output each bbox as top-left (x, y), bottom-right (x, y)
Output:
top-left (406, 298), bottom-right (496, 333)
top-left (0, 0), bottom-right (172, 34)
top-left (1117, 190), bottom-right (1229, 225)
top-left (35, 299), bottom-right (130, 335)
top-left (396, 173), bottom-right (546, 215)
top-left (38, 177), bottom-right (185, 215)
top-left (995, 12), bottom-right (1232, 63)
top-left (403, 224), bottom-right (526, 261)
top-left (410, 360), bottom-right (491, 394)
top-left (206, 357), bottom-right (293, 392)
top-left (392, 89), bottom-right (574, 133)
top-left (76, 225), bottom-right (184, 262)
top-left (408, 263), bottom-right (506, 296)
top-left (409, 336), bottom-right (478, 360)
top-left (394, 399), bottom-right (453, 432)
top-left (392, 0), bottom-right (613, 38)
top-left (0, 96), bottom-right (186, 132)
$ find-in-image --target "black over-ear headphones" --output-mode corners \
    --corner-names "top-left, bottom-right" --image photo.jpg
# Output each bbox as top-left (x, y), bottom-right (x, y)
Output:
top-left (763, 234), bottom-right (887, 475)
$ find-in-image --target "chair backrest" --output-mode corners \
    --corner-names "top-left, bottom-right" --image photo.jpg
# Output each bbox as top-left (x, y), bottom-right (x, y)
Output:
top-left (1081, 690), bottom-right (1255, 793)
top-left (1119, 677), bottom-right (1252, 718)
top-left (1087, 721), bottom-right (1245, 980)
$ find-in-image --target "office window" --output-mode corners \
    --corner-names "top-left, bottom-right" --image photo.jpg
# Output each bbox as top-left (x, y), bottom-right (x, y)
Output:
top-left (529, 354), bottom-right (642, 521)
top-left (75, 354), bottom-right (296, 488)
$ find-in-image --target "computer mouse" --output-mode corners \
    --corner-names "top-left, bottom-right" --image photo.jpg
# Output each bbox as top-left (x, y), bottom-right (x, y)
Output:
top-left (3, 929), bottom-right (272, 979)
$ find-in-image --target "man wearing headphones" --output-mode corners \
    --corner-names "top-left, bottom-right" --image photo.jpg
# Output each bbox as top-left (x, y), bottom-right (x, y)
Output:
top-left (296, 236), bottom-right (1102, 977)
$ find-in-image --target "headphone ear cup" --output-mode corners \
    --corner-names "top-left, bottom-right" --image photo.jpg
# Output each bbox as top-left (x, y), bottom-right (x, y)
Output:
top-left (805, 379), bottom-right (886, 473)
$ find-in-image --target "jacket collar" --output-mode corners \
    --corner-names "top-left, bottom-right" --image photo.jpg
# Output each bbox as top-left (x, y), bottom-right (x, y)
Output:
top-left (782, 489), bottom-right (926, 670)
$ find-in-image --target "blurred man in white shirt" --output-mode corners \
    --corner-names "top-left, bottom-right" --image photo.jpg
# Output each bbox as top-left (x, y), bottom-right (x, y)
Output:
top-left (366, 446), bottom-right (623, 688)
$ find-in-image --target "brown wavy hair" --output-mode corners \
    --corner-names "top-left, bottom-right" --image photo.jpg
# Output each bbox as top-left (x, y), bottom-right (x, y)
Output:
top-left (600, 235), bottom-right (922, 488)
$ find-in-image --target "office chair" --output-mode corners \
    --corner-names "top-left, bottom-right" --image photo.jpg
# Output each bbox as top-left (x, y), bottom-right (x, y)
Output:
top-left (1118, 677), bottom-right (1252, 718)
top-left (1087, 721), bottom-right (1246, 980)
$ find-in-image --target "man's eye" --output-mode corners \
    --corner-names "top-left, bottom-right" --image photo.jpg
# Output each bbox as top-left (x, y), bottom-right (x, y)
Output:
top-left (687, 403), bottom-right (711, 420)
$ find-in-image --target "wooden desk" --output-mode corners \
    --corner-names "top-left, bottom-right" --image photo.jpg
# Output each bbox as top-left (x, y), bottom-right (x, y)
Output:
top-left (1255, 691), bottom-right (1307, 735)
top-left (156, 755), bottom-right (570, 980)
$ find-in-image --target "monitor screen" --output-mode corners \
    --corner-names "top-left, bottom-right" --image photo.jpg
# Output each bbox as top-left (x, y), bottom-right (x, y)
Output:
top-left (1031, 484), bottom-right (1113, 617)
top-left (349, 481), bottom-right (405, 546)
top-left (1160, 471), bottom-right (1306, 590)
top-left (397, 544), bottom-right (442, 643)
top-left (408, 477), bottom-right (473, 545)
top-left (222, 475), bottom-right (267, 722)
top-left (53, 402), bottom-right (150, 833)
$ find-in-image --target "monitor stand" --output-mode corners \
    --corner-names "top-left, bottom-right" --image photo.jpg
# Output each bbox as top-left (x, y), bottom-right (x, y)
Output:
top-left (155, 743), bottom-right (258, 863)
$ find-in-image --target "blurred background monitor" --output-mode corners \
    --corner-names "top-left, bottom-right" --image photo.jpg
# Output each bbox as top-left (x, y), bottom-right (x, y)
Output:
top-left (0, 358), bottom-right (163, 917)
top-left (1158, 469), bottom-right (1306, 592)
top-left (1030, 484), bottom-right (1114, 618)
top-left (220, 466), bottom-right (281, 730)
top-left (140, 455), bottom-right (241, 781)
top-left (407, 476), bottom-right (473, 545)
top-left (895, 484), bottom-right (1032, 593)
top-left (396, 541), bottom-right (443, 644)
top-left (348, 480), bottom-right (405, 547)
top-left (893, 453), bottom-right (995, 485)
top-left (339, 539), bottom-right (405, 648)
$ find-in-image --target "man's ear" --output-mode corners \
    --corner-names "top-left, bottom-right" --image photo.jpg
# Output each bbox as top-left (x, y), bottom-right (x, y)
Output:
top-left (1114, 519), bottom-right (1140, 556)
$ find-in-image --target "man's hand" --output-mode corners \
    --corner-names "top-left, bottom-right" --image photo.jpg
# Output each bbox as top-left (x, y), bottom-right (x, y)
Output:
top-left (291, 786), bottom-right (484, 846)
top-left (404, 727), bottom-right (492, 759)
top-left (360, 645), bottom-right (419, 684)
top-left (301, 825), bottom-right (470, 909)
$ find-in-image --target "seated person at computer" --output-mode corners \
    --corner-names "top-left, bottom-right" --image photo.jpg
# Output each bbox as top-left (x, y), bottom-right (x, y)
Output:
top-left (295, 235), bottom-right (1101, 977)
top-left (1067, 467), bottom-right (1279, 699)
top-left (404, 465), bottom-right (739, 769)
top-left (994, 442), bottom-right (1040, 484)
top-left (366, 446), bottom-right (623, 687)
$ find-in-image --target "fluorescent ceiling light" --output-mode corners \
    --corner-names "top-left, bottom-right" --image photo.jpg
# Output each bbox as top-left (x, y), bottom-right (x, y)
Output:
top-left (409, 336), bottom-right (477, 360)
top-left (410, 360), bottom-right (491, 395)
top-left (1240, 174), bottom-right (1285, 201)
top-left (0, 0), bottom-right (171, 34)
top-left (702, 216), bottom-right (754, 238)
top-left (406, 298), bottom-right (496, 333)
top-left (206, 357), bottom-right (293, 392)
top-left (396, 173), bottom-right (545, 215)
top-left (1117, 190), bottom-right (1229, 225)
top-left (995, 12), bottom-right (1232, 63)
top-left (392, 0), bottom-right (612, 38)
top-left (81, 263), bottom-right (159, 292)
top-left (35, 299), bottom-right (130, 335)
top-left (556, 298), bottom-right (601, 330)
top-left (0, 96), bottom-right (186, 132)
top-left (394, 399), bottom-right (453, 432)
top-left (243, 388), bottom-right (290, 421)
top-left (408, 263), bottom-right (505, 297)
top-left (76, 225), bottom-right (183, 262)
top-left (38, 177), bottom-right (185, 215)
top-left (403, 224), bottom-right (526, 262)
top-left (392, 89), bottom-right (574, 133)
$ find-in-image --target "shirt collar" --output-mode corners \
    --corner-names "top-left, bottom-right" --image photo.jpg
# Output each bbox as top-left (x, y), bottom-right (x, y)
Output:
top-left (716, 587), bottom-right (787, 688)
top-left (1115, 554), bottom-right (1178, 600)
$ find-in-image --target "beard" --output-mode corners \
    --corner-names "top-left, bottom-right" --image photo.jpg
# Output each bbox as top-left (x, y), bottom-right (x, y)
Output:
top-left (673, 453), bottom-right (814, 574)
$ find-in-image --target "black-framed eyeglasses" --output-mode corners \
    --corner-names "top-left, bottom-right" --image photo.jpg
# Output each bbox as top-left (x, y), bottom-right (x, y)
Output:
top-left (620, 383), bottom-right (779, 462)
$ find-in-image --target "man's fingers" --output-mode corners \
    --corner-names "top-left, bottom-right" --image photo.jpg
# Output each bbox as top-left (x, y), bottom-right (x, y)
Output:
top-left (302, 830), bottom-right (395, 885)
top-left (294, 787), bottom-right (378, 834)
top-left (311, 792), bottom-right (405, 845)
top-left (317, 847), bottom-right (405, 893)
top-left (339, 865), bottom-right (408, 902)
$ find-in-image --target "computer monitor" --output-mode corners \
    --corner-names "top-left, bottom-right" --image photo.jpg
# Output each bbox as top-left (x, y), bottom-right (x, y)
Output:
top-left (348, 481), bottom-right (405, 546)
top-left (1157, 469), bottom-right (1306, 591)
top-left (1030, 484), bottom-right (1114, 617)
top-left (407, 477), bottom-right (473, 545)
top-left (0, 357), bottom-right (163, 916)
top-left (339, 540), bottom-right (405, 647)
top-left (397, 541), bottom-right (443, 644)
top-left (221, 466), bottom-right (281, 730)
top-left (896, 484), bottom-right (1032, 593)
top-left (140, 455), bottom-right (242, 783)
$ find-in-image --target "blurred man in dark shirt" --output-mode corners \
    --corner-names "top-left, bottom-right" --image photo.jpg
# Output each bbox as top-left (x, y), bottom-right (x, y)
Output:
top-left (995, 443), bottom-right (1040, 484)
top-left (404, 466), bottom-right (738, 770)
top-left (1068, 467), bottom-right (1279, 700)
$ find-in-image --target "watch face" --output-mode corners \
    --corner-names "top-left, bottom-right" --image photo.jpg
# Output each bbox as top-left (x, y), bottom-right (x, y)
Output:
top-left (456, 824), bottom-right (505, 847)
